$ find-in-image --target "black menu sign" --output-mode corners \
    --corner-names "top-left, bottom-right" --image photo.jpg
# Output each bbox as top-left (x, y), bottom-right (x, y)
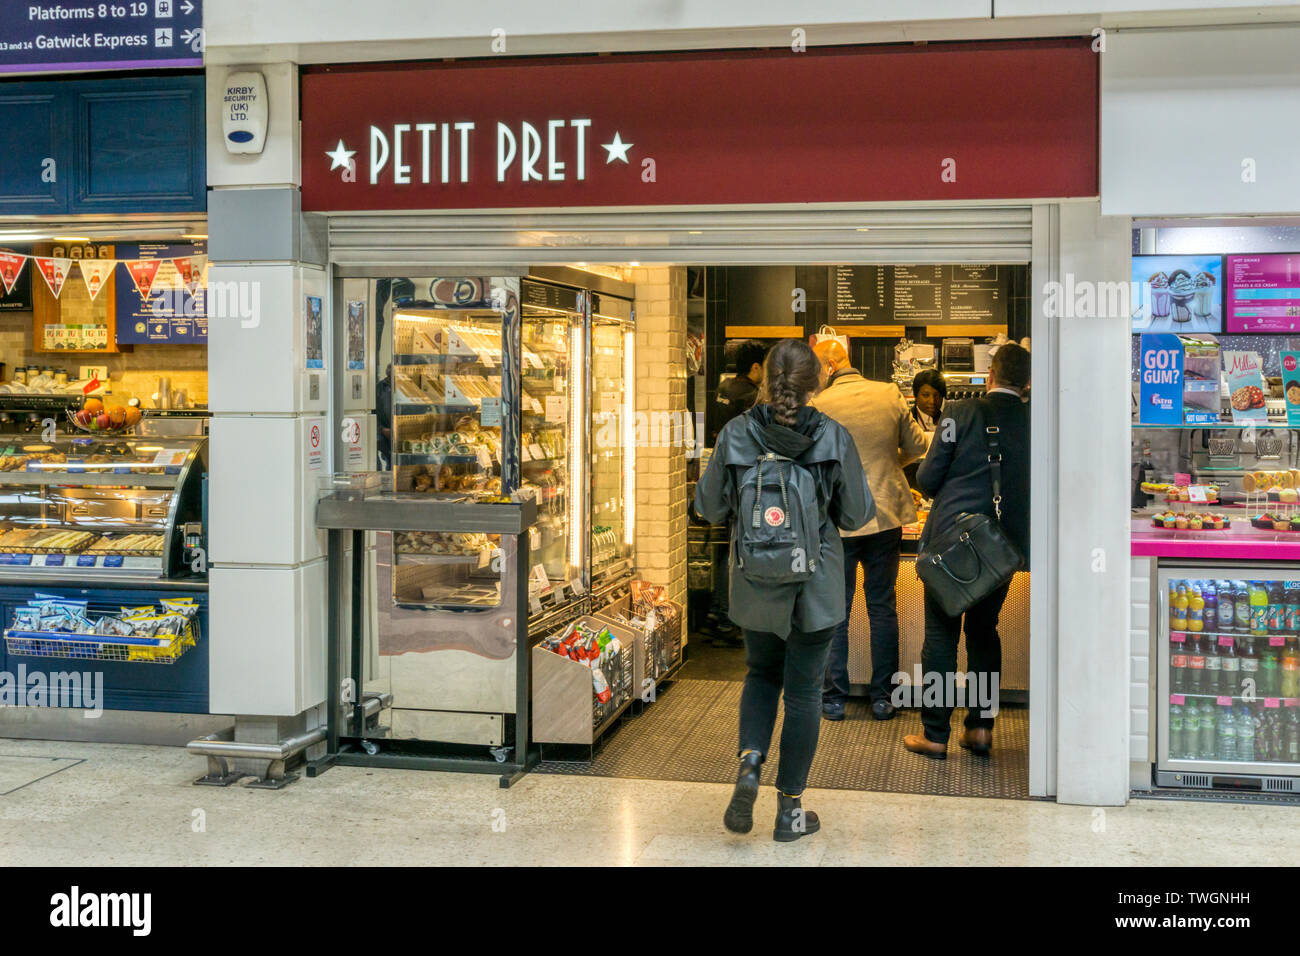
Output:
top-left (830, 265), bottom-right (1009, 325)
top-left (830, 265), bottom-right (889, 323)
top-left (893, 265), bottom-right (946, 322)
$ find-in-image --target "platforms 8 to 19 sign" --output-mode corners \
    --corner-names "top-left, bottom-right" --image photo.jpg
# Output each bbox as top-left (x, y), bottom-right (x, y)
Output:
top-left (0, 1), bottom-right (203, 74)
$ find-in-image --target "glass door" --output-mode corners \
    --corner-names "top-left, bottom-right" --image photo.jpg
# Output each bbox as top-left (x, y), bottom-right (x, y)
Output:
top-left (519, 280), bottom-right (585, 603)
top-left (589, 291), bottom-right (635, 586)
top-left (1158, 567), bottom-right (1300, 778)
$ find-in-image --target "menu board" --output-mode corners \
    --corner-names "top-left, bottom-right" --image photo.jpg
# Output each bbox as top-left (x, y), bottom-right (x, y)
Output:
top-left (1225, 254), bottom-right (1300, 333)
top-left (115, 243), bottom-right (207, 345)
top-left (829, 265), bottom-right (888, 322)
top-left (830, 265), bottom-right (1008, 325)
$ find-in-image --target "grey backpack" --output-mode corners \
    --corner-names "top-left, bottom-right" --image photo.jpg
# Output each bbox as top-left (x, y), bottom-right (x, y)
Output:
top-left (734, 451), bottom-right (822, 585)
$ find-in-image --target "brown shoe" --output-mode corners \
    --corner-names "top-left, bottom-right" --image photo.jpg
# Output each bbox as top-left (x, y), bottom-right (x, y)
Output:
top-left (959, 728), bottom-right (992, 756)
top-left (903, 734), bottom-right (947, 760)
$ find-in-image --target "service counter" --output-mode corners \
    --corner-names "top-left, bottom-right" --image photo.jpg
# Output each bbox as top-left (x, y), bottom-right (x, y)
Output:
top-left (846, 547), bottom-right (1030, 699)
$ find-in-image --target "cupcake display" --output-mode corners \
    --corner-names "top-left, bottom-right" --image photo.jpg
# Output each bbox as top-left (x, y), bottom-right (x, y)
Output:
top-left (1249, 512), bottom-right (1300, 532)
top-left (1152, 511), bottom-right (1230, 531)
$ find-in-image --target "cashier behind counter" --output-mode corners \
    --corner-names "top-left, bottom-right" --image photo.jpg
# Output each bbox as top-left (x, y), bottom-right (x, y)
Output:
top-left (714, 341), bottom-right (768, 436)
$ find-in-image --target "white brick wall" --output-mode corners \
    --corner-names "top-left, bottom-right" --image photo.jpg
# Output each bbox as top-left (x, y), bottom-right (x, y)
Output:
top-left (631, 266), bottom-right (688, 608)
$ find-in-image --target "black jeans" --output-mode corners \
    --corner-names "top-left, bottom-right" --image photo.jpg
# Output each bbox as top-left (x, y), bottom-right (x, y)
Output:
top-left (738, 625), bottom-right (835, 795)
top-left (823, 528), bottom-right (903, 705)
top-left (919, 581), bottom-right (1010, 744)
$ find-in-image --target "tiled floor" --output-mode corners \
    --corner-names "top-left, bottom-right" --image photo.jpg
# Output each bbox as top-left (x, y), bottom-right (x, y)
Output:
top-left (2, 736), bottom-right (1298, 866)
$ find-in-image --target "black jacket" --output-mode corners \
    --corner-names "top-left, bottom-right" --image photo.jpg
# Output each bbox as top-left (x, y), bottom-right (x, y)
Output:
top-left (716, 374), bottom-right (759, 425)
top-left (917, 392), bottom-right (1030, 562)
top-left (695, 404), bottom-right (874, 638)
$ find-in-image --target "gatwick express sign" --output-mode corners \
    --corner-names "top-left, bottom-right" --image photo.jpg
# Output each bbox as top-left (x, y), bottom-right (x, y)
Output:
top-left (301, 40), bottom-right (1098, 211)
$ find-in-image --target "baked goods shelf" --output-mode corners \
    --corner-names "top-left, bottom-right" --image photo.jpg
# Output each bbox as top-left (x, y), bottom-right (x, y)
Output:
top-left (0, 470), bottom-right (177, 488)
top-left (393, 453), bottom-right (483, 466)
top-left (393, 401), bottom-right (478, 415)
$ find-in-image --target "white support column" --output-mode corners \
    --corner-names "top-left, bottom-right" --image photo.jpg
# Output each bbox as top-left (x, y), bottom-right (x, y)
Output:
top-left (1051, 201), bottom-right (1133, 806)
top-left (205, 63), bottom-right (332, 742)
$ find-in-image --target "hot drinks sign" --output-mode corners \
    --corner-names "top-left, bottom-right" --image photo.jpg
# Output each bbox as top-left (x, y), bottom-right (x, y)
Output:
top-left (300, 41), bottom-right (1099, 211)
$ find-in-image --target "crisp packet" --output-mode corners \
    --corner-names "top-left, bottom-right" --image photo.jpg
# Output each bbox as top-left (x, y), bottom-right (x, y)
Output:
top-left (160, 598), bottom-right (199, 619)
top-left (95, 615), bottom-right (135, 637)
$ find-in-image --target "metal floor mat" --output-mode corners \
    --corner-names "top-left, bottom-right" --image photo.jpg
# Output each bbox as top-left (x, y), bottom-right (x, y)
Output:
top-left (536, 679), bottom-right (1031, 800)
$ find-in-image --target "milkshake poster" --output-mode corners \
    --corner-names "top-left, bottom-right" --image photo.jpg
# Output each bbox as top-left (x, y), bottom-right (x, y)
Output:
top-left (1225, 253), bottom-right (1300, 333)
top-left (1131, 254), bottom-right (1223, 334)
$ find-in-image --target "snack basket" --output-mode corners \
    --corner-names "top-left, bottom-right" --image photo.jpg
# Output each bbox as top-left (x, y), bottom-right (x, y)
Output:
top-left (4, 616), bottom-right (198, 664)
top-left (531, 615), bottom-right (636, 746)
top-left (2, 599), bottom-right (199, 664)
top-left (594, 584), bottom-right (684, 689)
top-left (591, 634), bottom-right (634, 727)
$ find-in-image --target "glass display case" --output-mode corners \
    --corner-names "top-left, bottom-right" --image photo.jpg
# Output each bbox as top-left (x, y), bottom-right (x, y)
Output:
top-left (0, 433), bottom-right (206, 579)
top-left (1131, 424), bottom-right (1300, 558)
top-left (519, 279), bottom-right (582, 603)
top-left (383, 277), bottom-right (591, 616)
top-left (1156, 567), bottom-right (1300, 787)
top-left (589, 291), bottom-right (635, 589)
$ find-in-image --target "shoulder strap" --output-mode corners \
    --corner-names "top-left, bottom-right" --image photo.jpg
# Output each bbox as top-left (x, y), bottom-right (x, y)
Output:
top-left (980, 399), bottom-right (1004, 522)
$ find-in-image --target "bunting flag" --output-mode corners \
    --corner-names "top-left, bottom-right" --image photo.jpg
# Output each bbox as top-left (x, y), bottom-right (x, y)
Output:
top-left (78, 259), bottom-right (116, 301)
top-left (0, 251), bottom-right (26, 294)
top-left (0, 250), bottom-right (206, 299)
top-left (186, 254), bottom-right (207, 293)
top-left (172, 256), bottom-right (199, 293)
top-left (125, 258), bottom-right (162, 300)
top-left (33, 256), bottom-right (73, 298)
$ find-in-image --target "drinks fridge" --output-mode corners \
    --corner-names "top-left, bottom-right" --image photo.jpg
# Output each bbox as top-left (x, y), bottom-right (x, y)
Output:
top-left (1157, 567), bottom-right (1300, 790)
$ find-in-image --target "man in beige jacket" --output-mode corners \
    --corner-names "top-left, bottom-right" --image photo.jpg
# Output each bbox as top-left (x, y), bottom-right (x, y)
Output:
top-left (812, 341), bottom-right (929, 721)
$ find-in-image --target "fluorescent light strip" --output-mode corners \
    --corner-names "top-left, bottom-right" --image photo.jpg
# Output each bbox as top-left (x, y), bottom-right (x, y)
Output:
top-left (569, 325), bottom-right (586, 577)
top-left (623, 329), bottom-right (635, 549)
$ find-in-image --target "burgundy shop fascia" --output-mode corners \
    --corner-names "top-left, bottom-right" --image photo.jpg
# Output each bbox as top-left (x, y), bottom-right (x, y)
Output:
top-left (299, 39), bottom-right (1098, 212)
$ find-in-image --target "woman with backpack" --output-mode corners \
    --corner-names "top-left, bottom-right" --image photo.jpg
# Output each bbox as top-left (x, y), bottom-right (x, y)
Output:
top-left (694, 338), bottom-right (874, 842)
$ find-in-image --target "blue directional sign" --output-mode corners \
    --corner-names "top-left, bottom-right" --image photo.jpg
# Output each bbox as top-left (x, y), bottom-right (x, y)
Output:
top-left (0, 1), bottom-right (202, 74)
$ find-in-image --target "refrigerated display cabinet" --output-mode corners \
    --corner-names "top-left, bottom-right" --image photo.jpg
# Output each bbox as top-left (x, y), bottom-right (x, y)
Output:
top-left (1156, 567), bottom-right (1300, 791)
top-left (1132, 424), bottom-right (1300, 562)
top-left (588, 289), bottom-right (635, 598)
top-left (365, 272), bottom-right (637, 747)
top-left (0, 431), bottom-right (210, 715)
top-left (0, 433), bottom-right (206, 581)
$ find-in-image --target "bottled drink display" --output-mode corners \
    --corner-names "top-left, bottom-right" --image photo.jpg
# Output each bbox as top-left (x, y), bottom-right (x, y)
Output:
top-left (1166, 576), bottom-right (1300, 766)
top-left (1219, 636), bottom-right (1239, 696)
top-left (1217, 579), bottom-right (1235, 633)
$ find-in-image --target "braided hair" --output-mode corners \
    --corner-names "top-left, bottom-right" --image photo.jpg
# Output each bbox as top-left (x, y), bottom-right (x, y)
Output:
top-left (758, 338), bottom-right (822, 428)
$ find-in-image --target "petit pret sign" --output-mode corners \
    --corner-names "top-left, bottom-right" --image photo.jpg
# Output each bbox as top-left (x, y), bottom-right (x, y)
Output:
top-left (301, 39), bottom-right (1098, 212)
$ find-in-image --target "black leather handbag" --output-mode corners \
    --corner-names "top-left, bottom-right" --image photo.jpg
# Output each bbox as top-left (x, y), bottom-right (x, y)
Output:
top-left (915, 404), bottom-right (1024, 617)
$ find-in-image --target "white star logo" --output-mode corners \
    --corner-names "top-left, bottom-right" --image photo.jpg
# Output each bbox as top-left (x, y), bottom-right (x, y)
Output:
top-left (601, 132), bottom-right (633, 164)
top-left (325, 139), bottom-right (356, 172)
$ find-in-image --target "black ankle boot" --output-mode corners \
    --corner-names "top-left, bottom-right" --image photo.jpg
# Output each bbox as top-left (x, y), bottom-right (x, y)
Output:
top-left (773, 792), bottom-right (820, 843)
top-left (723, 751), bottom-right (763, 834)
